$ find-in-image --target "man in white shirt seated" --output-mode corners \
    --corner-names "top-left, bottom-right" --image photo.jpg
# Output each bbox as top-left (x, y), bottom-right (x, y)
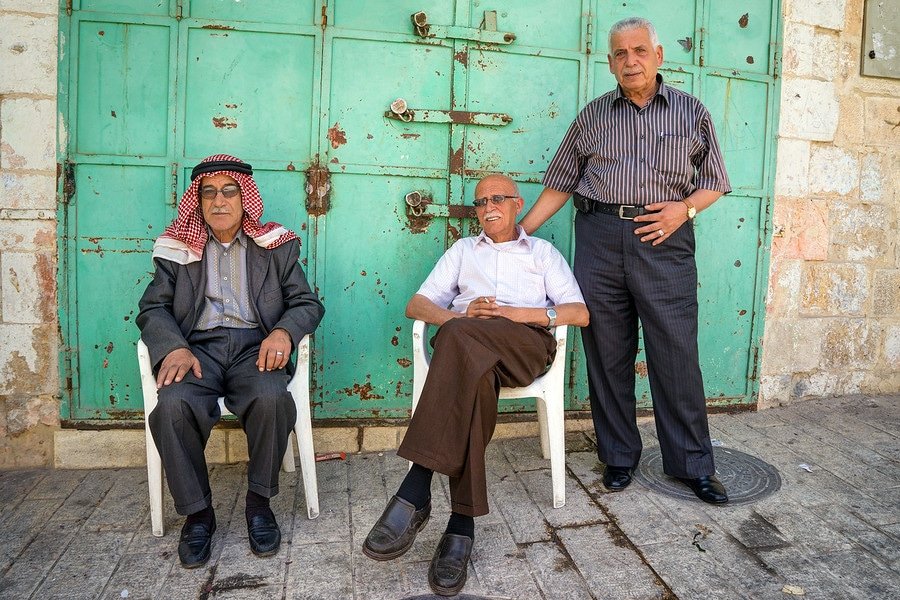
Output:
top-left (362, 174), bottom-right (589, 596)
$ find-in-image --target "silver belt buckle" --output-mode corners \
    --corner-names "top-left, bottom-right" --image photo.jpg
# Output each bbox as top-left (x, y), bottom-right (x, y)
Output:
top-left (617, 205), bottom-right (634, 220)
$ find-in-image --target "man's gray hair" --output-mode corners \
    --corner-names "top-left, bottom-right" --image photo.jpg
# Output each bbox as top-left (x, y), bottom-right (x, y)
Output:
top-left (608, 17), bottom-right (660, 53)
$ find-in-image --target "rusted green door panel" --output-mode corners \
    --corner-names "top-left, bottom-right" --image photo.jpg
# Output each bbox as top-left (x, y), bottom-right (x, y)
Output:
top-left (322, 35), bottom-right (454, 172)
top-left (705, 0), bottom-right (774, 74)
top-left (181, 24), bottom-right (318, 161)
top-left (68, 164), bottom-right (170, 418)
top-left (695, 197), bottom-right (764, 402)
top-left (316, 174), bottom-right (448, 418)
top-left (466, 51), bottom-right (583, 177)
top-left (76, 0), bottom-right (170, 16)
top-left (702, 73), bottom-right (772, 192)
top-left (187, 0), bottom-right (317, 25)
top-left (74, 19), bottom-right (172, 156)
top-left (595, 0), bottom-right (699, 66)
top-left (333, 0), bottom-right (456, 36)
top-left (466, 1), bottom-right (584, 51)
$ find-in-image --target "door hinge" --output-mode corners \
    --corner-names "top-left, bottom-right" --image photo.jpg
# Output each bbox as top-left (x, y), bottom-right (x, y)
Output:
top-left (175, 0), bottom-right (183, 20)
top-left (62, 161), bottom-right (76, 205)
top-left (585, 15), bottom-right (593, 55)
top-left (698, 28), bottom-right (706, 67)
top-left (170, 163), bottom-right (179, 208)
top-left (320, 1), bottom-right (327, 30)
top-left (305, 164), bottom-right (331, 216)
top-left (66, 0), bottom-right (73, 15)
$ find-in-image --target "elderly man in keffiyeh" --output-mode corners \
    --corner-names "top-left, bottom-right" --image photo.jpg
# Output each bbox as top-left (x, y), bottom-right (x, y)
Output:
top-left (137, 154), bottom-right (324, 568)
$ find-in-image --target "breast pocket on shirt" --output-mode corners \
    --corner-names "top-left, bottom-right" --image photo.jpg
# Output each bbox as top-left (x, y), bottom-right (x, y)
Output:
top-left (654, 133), bottom-right (693, 180)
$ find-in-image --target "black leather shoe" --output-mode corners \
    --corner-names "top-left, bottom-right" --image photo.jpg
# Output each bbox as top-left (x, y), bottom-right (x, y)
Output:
top-left (247, 512), bottom-right (281, 557)
top-left (178, 521), bottom-right (215, 568)
top-left (428, 533), bottom-right (473, 596)
top-left (677, 475), bottom-right (729, 504)
top-left (362, 495), bottom-right (431, 561)
top-left (602, 465), bottom-right (633, 492)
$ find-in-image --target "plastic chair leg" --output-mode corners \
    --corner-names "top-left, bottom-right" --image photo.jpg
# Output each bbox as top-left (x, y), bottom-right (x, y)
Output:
top-left (295, 400), bottom-right (319, 520)
top-left (544, 395), bottom-right (567, 509)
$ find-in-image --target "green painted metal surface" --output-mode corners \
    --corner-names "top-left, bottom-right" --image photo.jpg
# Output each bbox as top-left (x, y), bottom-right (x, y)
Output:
top-left (58, 0), bottom-right (780, 422)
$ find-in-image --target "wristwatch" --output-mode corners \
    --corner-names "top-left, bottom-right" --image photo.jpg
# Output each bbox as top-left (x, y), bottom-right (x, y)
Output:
top-left (545, 307), bottom-right (558, 328)
top-left (682, 199), bottom-right (697, 220)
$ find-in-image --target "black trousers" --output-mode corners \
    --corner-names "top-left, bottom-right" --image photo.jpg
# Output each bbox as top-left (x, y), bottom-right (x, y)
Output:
top-left (573, 210), bottom-right (715, 478)
top-left (149, 327), bottom-right (296, 515)
top-left (398, 318), bottom-right (555, 517)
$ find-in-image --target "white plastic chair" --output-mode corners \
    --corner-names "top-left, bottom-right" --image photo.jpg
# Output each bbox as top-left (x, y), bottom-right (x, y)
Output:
top-left (137, 336), bottom-right (319, 537)
top-left (411, 320), bottom-right (569, 509)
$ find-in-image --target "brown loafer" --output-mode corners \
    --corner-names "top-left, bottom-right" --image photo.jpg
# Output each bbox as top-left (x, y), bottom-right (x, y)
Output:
top-left (428, 533), bottom-right (473, 596)
top-left (362, 495), bottom-right (431, 561)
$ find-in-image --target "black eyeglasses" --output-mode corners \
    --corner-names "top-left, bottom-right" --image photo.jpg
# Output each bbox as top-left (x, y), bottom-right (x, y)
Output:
top-left (473, 194), bottom-right (518, 207)
top-left (200, 184), bottom-right (240, 200)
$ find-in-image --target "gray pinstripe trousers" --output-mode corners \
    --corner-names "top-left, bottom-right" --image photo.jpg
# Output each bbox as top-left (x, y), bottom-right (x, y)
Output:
top-left (573, 209), bottom-right (715, 479)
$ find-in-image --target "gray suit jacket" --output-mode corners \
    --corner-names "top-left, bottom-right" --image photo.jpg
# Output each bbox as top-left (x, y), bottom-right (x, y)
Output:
top-left (136, 239), bottom-right (324, 371)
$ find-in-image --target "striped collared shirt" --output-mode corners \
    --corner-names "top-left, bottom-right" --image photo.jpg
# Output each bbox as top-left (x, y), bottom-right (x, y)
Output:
top-left (195, 229), bottom-right (258, 331)
top-left (416, 226), bottom-right (585, 313)
top-left (543, 75), bottom-right (731, 205)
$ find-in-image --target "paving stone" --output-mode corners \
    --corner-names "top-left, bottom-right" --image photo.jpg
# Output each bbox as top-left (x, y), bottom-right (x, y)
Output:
top-left (522, 540), bottom-right (594, 599)
top-left (83, 469), bottom-right (149, 532)
top-left (98, 551), bottom-right (172, 599)
top-left (294, 490), bottom-right (349, 545)
top-left (0, 469), bottom-right (44, 519)
top-left (286, 541), bottom-right (352, 599)
top-left (486, 461), bottom-right (551, 544)
top-left (0, 519), bottom-right (80, 598)
top-left (556, 523), bottom-right (664, 599)
top-left (48, 469), bottom-right (118, 523)
top-left (754, 546), bottom-right (874, 600)
top-left (469, 522), bottom-right (543, 599)
top-left (517, 468), bottom-right (605, 529)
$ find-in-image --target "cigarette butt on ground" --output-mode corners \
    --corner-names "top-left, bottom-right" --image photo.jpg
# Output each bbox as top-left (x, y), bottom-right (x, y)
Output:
top-left (315, 451), bottom-right (347, 462)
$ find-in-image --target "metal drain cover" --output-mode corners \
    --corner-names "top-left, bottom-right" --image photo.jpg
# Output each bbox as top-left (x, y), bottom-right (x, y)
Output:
top-left (401, 596), bottom-right (501, 600)
top-left (633, 446), bottom-right (781, 505)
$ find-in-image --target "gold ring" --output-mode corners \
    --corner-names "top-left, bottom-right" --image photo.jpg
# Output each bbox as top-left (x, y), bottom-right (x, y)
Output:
top-left (483, 297), bottom-right (489, 303)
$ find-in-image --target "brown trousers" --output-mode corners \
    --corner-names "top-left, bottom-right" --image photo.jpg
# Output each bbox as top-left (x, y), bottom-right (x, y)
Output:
top-left (398, 317), bottom-right (556, 517)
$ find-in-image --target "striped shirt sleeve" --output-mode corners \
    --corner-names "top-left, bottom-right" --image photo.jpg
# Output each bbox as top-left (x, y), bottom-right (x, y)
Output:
top-left (693, 106), bottom-right (731, 193)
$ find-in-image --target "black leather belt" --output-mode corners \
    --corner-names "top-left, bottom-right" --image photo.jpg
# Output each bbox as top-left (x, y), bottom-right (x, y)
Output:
top-left (573, 193), bottom-right (649, 219)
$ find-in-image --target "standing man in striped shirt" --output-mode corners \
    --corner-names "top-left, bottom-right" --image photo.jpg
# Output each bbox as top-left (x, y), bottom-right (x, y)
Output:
top-left (520, 17), bottom-right (732, 504)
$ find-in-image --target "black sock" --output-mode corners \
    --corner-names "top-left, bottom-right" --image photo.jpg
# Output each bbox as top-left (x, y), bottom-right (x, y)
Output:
top-left (185, 505), bottom-right (215, 529)
top-left (245, 490), bottom-right (273, 521)
top-left (444, 512), bottom-right (474, 540)
top-left (396, 463), bottom-right (433, 510)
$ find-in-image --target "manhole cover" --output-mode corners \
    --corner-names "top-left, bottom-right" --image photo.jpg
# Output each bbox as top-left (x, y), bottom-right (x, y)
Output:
top-left (633, 446), bottom-right (781, 505)
top-left (401, 596), bottom-right (499, 600)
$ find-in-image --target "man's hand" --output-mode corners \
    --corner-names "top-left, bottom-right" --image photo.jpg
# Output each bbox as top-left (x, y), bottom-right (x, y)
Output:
top-left (633, 201), bottom-right (689, 246)
top-left (465, 296), bottom-right (501, 319)
top-left (257, 328), bottom-right (292, 372)
top-left (157, 347), bottom-right (202, 389)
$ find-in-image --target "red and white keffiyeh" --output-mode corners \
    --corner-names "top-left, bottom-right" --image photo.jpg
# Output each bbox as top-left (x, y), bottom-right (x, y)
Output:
top-left (152, 154), bottom-right (297, 264)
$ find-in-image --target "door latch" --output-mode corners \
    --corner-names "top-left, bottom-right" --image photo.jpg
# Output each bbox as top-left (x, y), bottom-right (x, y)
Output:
top-left (410, 11), bottom-right (516, 45)
top-left (386, 99), bottom-right (512, 126)
top-left (405, 191), bottom-right (476, 219)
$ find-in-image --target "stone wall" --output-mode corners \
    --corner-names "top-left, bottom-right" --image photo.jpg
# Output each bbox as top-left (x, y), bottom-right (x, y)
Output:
top-left (0, 0), bottom-right (60, 467)
top-left (760, 0), bottom-right (900, 406)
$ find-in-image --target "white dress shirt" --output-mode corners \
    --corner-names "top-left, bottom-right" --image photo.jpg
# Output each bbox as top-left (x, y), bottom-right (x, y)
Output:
top-left (416, 226), bottom-right (585, 313)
